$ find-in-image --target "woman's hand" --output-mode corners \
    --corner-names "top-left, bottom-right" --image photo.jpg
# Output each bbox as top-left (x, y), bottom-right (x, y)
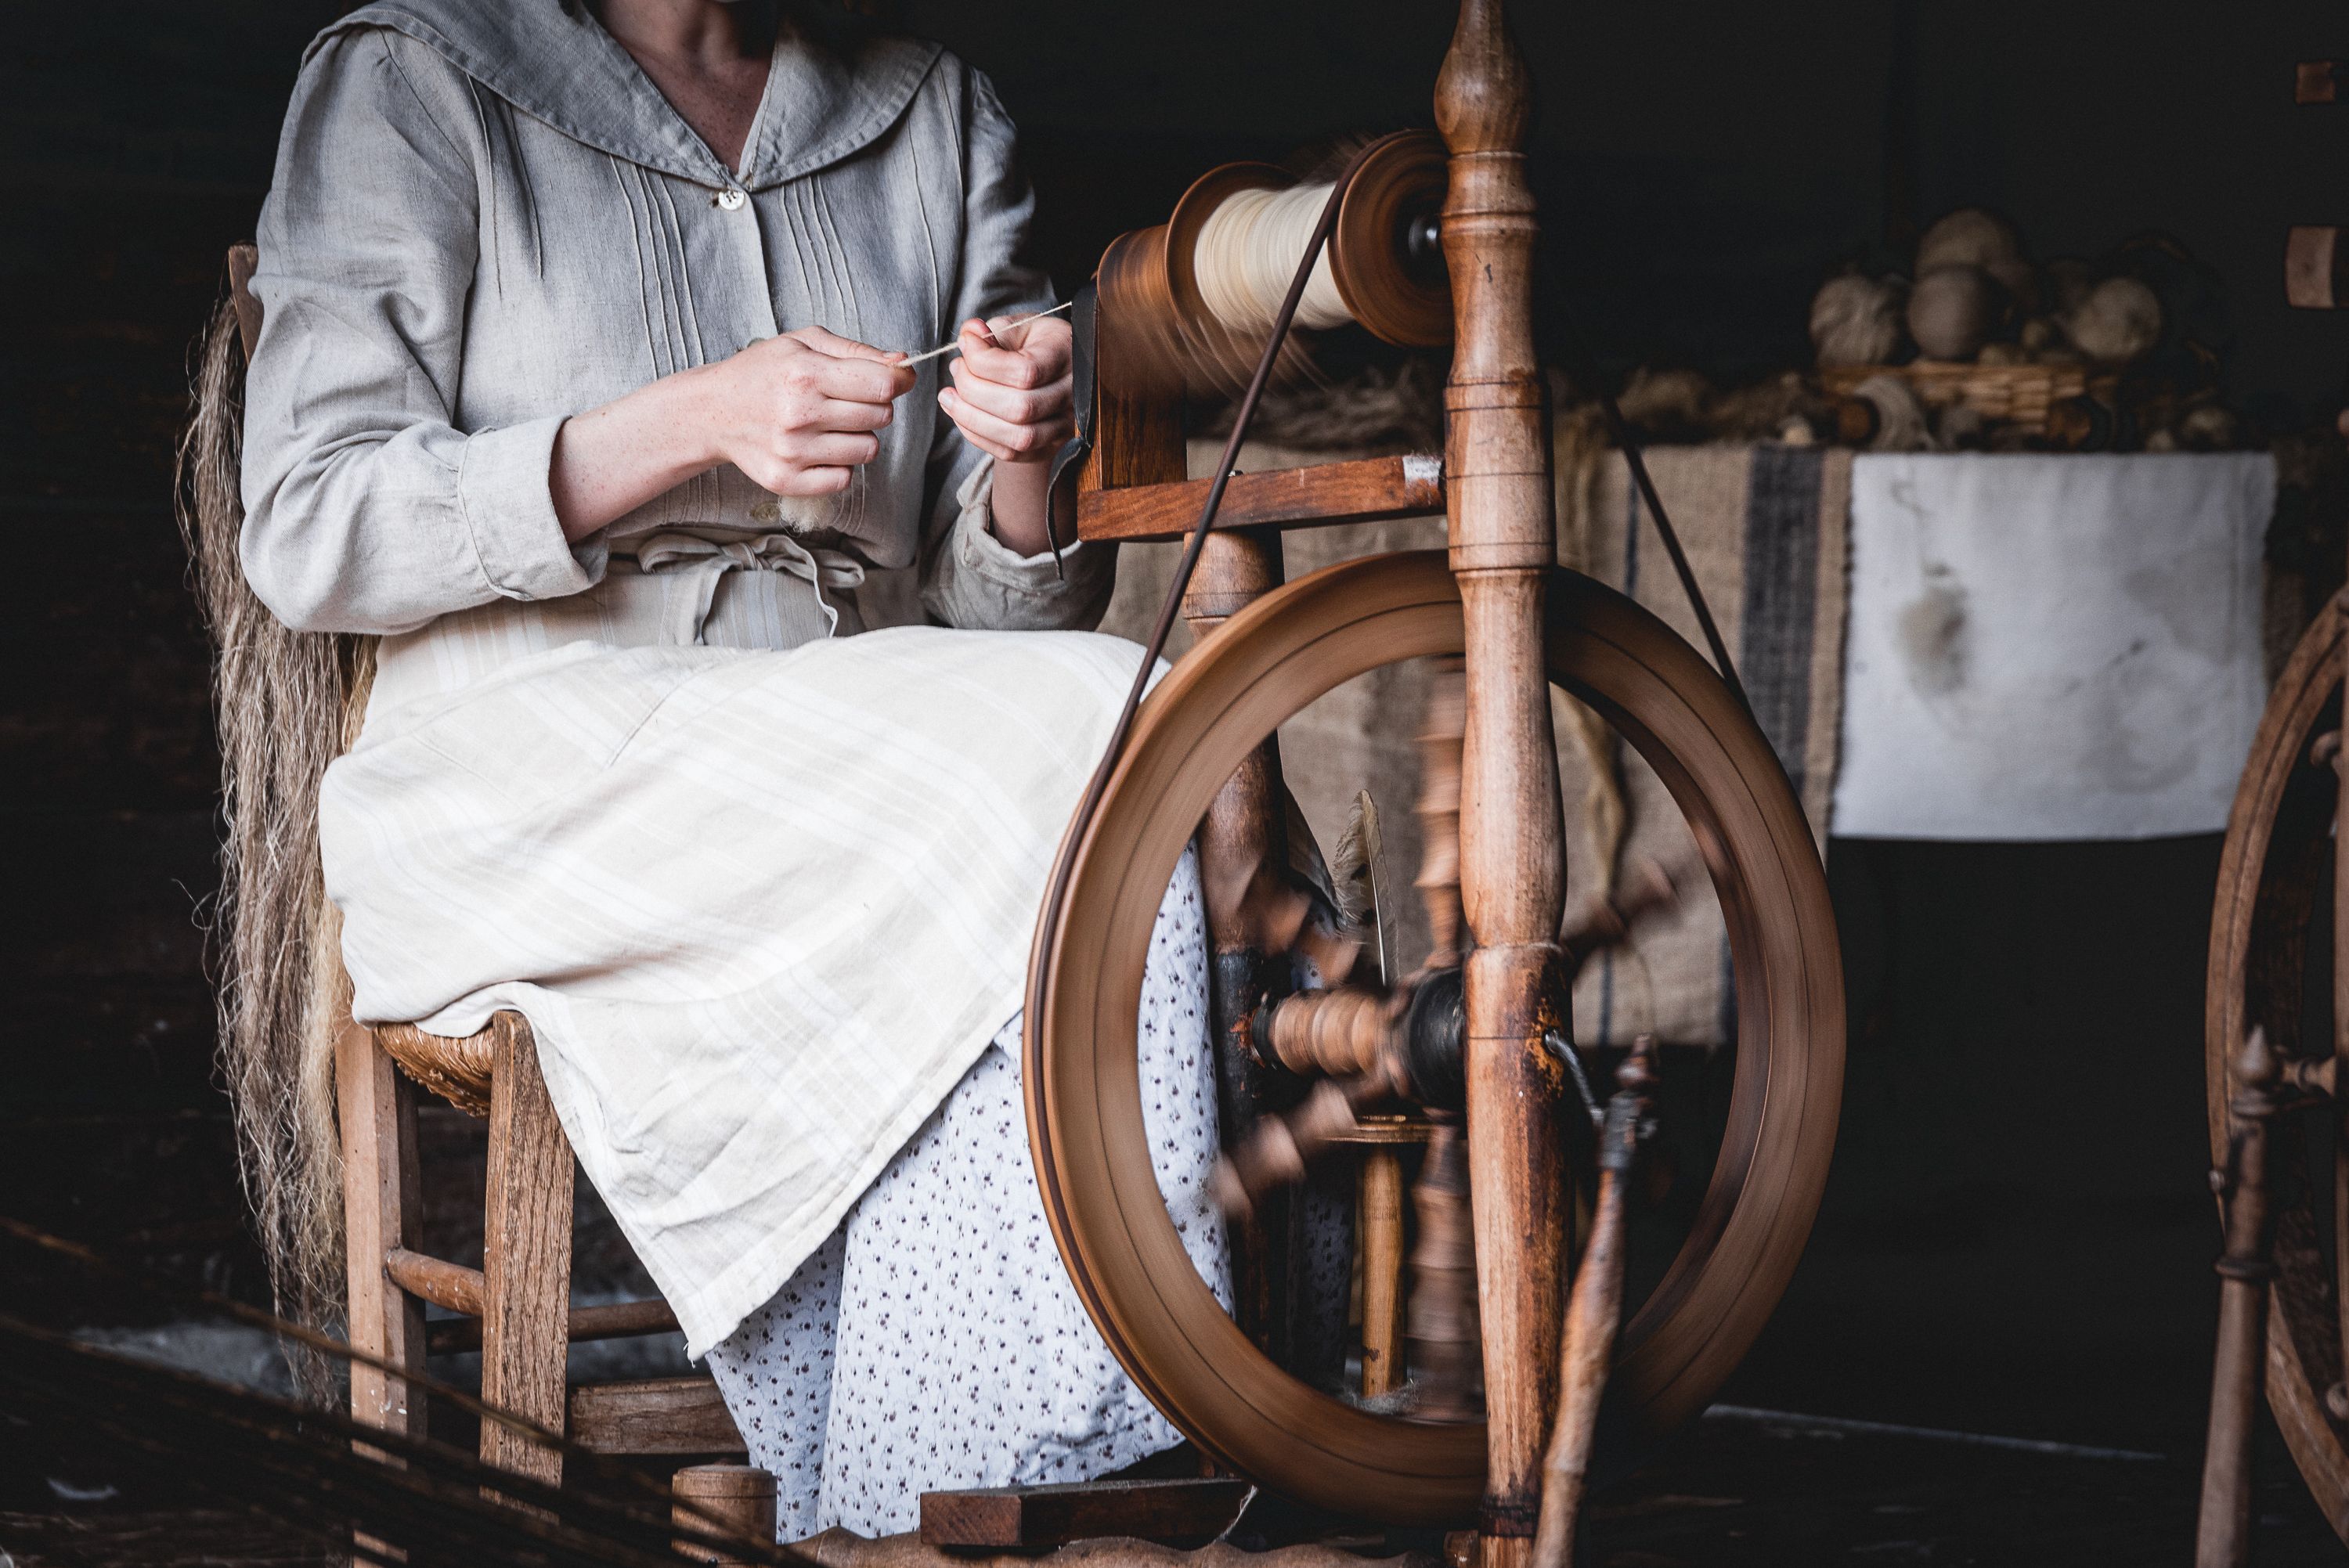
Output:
top-left (939, 314), bottom-right (1074, 557)
top-left (702, 326), bottom-right (915, 496)
top-left (938, 315), bottom-right (1074, 465)
top-left (549, 326), bottom-right (912, 542)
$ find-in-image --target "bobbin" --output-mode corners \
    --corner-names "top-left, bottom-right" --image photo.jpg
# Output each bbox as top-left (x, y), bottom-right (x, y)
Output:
top-left (1095, 129), bottom-right (1454, 396)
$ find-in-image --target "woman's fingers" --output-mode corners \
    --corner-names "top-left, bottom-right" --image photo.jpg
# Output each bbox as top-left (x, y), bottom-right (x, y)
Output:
top-left (768, 464), bottom-right (854, 498)
top-left (947, 357), bottom-right (1070, 427)
top-left (954, 315), bottom-right (1072, 389)
top-left (786, 323), bottom-right (907, 366)
top-left (747, 332), bottom-right (912, 404)
top-left (785, 431), bottom-right (882, 467)
top-left (939, 384), bottom-right (1071, 463)
top-left (809, 396), bottom-right (895, 434)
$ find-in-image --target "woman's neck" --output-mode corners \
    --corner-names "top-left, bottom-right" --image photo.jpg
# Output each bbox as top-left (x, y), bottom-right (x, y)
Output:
top-left (597, 0), bottom-right (779, 176)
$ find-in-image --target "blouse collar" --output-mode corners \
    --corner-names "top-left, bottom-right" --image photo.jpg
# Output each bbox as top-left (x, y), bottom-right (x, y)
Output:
top-left (312, 1), bottom-right (943, 192)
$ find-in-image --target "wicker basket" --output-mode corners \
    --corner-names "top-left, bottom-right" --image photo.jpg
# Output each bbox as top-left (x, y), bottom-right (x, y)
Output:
top-left (1820, 361), bottom-right (2107, 435)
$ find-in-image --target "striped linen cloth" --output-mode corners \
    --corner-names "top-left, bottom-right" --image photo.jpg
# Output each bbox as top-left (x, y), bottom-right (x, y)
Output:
top-left (1561, 445), bottom-right (1849, 1048)
top-left (321, 624), bottom-right (1155, 1354)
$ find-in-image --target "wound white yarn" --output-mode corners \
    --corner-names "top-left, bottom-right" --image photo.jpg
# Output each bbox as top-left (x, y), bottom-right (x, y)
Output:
top-left (1193, 182), bottom-right (1353, 336)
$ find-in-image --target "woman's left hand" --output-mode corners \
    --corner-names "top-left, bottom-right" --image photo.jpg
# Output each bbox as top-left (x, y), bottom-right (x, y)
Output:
top-left (939, 315), bottom-right (1074, 465)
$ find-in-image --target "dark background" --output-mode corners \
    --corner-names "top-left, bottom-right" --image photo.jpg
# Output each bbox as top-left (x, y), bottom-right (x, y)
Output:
top-left (7, 0), bottom-right (2349, 1497)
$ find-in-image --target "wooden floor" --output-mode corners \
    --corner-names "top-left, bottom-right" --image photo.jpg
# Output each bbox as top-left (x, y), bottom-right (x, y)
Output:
top-left (5, 1414), bottom-right (2344, 1568)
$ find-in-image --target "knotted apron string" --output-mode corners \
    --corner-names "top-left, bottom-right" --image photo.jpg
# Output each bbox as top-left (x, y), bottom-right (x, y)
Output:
top-left (624, 531), bottom-right (869, 644)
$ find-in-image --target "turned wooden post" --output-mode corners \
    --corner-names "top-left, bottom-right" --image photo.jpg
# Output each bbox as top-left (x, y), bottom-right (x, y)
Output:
top-left (2197, 1027), bottom-right (2282, 1568)
top-left (1184, 527), bottom-right (1301, 1359)
top-left (1437, 2), bottom-right (1571, 1561)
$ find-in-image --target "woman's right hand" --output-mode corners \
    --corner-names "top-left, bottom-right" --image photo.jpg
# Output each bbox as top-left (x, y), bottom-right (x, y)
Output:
top-left (550, 325), bottom-right (915, 542)
top-left (698, 327), bottom-right (915, 498)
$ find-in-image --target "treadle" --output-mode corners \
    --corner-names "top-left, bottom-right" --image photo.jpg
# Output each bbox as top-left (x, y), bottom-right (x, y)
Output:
top-left (806, 1529), bottom-right (1436, 1568)
top-left (920, 1477), bottom-right (1255, 1549)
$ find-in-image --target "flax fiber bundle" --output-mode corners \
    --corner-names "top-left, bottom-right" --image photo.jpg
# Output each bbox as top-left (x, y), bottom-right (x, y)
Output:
top-left (177, 290), bottom-right (376, 1393)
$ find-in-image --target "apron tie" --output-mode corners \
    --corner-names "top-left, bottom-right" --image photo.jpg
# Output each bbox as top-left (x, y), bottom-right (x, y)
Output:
top-left (626, 531), bottom-right (868, 645)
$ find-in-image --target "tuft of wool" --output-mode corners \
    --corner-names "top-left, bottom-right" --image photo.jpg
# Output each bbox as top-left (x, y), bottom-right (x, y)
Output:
top-left (1615, 366), bottom-right (1716, 441)
top-left (1907, 265), bottom-right (2006, 361)
top-left (2061, 276), bottom-right (2163, 366)
top-left (1809, 273), bottom-right (1907, 366)
top-left (1198, 356), bottom-right (1445, 452)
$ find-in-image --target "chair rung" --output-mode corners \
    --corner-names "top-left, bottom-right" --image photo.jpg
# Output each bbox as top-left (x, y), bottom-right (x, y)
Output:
top-left (386, 1249), bottom-right (680, 1350)
top-left (384, 1247), bottom-right (483, 1315)
top-left (428, 1296), bottom-right (681, 1354)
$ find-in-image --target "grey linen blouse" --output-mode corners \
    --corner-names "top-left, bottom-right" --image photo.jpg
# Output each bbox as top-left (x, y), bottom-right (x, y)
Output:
top-left (240, 0), bottom-right (1110, 640)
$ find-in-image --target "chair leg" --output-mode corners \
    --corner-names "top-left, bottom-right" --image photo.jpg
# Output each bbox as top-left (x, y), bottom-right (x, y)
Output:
top-left (481, 1014), bottom-right (575, 1485)
top-left (339, 1022), bottom-right (426, 1440)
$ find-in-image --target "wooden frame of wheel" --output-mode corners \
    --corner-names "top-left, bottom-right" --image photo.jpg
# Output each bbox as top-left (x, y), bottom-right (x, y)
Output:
top-left (2206, 601), bottom-right (2349, 1544)
top-left (1023, 551), bottom-right (1845, 1524)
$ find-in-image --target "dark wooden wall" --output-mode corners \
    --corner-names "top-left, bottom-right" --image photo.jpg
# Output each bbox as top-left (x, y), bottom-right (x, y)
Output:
top-left (1, 0), bottom-right (2340, 1464)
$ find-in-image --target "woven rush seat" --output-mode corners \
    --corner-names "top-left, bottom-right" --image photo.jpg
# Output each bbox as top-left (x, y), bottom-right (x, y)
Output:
top-left (373, 1016), bottom-right (501, 1119)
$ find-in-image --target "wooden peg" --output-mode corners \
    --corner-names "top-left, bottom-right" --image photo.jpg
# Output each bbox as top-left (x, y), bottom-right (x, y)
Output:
top-left (1529, 1038), bottom-right (1654, 1568)
top-left (2195, 1028), bottom-right (2283, 1568)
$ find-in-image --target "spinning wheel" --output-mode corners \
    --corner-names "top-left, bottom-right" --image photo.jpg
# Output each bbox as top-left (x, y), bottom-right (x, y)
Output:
top-left (1025, 553), bottom-right (1842, 1523)
top-left (1014, 2), bottom-right (1845, 1552)
top-left (2204, 597), bottom-right (2349, 1543)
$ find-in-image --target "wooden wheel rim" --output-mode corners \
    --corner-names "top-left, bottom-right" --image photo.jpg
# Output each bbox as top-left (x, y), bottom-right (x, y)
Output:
top-left (2206, 603), bottom-right (2349, 1541)
top-left (1025, 551), bottom-right (1844, 1523)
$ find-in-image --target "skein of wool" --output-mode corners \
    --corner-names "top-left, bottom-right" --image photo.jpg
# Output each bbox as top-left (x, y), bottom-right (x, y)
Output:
top-left (1907, 265), bottom-right (2006, 360)
top-left (1809, 273), bottom-right (1907, 366)
top-left (2060, 276), bottom-right (2163, 366)
top-left (1918, 207), bottom-right (2034, 305)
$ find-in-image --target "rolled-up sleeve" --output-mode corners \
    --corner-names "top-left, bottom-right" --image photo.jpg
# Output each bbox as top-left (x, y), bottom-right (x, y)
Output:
top-left (240, 29), bottom-right (601, 635)
top-left (918, 69), bottom-right (1114, 633)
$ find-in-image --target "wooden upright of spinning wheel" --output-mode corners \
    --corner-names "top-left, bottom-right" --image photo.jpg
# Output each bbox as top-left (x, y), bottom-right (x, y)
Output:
top-left (2205, 598), bottom-right (2349, 1543)
top-left (1026, 0), bottom-right (1845, 1551)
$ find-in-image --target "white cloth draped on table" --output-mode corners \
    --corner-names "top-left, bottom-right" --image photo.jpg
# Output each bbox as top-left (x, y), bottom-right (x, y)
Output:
top-left (1833, 452), bottom-right (2273, 841)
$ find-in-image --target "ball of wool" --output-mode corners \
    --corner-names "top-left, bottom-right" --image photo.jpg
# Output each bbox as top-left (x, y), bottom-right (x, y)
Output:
top-left (2061, 276), bottom-right (2163, 366)
top-left (1810, 273), bottom-right (1907, 366)
top-left (1907, 265), bottom-right (2004, 360)
top-left (1918, 207), bottom-right (2033, 302)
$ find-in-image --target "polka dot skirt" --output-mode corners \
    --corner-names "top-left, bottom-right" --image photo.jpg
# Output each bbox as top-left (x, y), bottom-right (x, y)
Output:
top-left (705, 849), bottom-right (1229, 1539)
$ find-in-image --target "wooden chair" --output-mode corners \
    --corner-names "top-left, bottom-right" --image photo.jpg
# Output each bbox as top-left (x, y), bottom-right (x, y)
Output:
top-left (222, 247), bottom-right (743, 1487)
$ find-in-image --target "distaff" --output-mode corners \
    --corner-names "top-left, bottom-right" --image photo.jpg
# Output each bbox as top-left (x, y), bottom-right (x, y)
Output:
top-left (547, 310), bottom-right (1077, 562)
